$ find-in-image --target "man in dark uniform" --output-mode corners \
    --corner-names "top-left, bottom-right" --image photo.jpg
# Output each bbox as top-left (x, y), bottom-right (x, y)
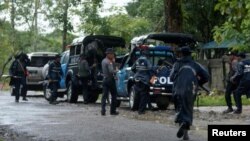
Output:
top-left (231, 52), bottom-right (250, 114)
top-left (131, 49), bottom-right (154, 115)
top-left (9, 52), bottom-right (30, 102)
top-left (20, 53), bottom-right (30, 101)
top-left (170, 46), bottom-right (209, 140)
top-left (223, 51), bottom-right (238, 113)
top-left (47, 54), bottom-right (62, 105)
top-left (101, 48), bottom-right (119, 116)
top-left (78, 54), bottom-right (91, 104)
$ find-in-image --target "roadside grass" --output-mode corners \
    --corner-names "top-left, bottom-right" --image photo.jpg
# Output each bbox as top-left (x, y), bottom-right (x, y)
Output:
top-left (196, 94), bottom-right (250, 106)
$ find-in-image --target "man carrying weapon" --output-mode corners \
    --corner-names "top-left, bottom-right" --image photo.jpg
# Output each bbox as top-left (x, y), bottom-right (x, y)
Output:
top-left (170, 46), bottom-right (209, 140)
top-left (9, 52), bottom-right (30, 103)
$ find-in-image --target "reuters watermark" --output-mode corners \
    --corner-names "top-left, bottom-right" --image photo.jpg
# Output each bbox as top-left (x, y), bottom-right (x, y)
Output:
top-left (208, 125), bottom-right (249, 140)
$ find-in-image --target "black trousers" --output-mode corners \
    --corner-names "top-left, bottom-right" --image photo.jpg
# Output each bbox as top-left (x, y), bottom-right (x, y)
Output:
top-left (101, 78), bottom-right (117, 113)
top-left (13, 77), bottom-right (26, 101)
top-left (234, 80), bottom-right (250, 111)
top-left (50, 82), bottom-right (59, 102)
top-left (225, 81), bottom-right (237, 109)
top-left (134, 82), bottom-right (149, 113)
top-left (79, 77), bottom-right (89, 102)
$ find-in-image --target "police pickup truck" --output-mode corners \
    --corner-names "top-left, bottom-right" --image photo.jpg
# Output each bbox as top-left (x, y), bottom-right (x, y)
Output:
top-left (115, 33), bottom-right (196, 109)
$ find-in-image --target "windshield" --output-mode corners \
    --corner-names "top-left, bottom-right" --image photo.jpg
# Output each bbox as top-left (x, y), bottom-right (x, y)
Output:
top-left (30, 56), bottom-right (56, 67)
top-left (135, 50), bottom-right (174, 66)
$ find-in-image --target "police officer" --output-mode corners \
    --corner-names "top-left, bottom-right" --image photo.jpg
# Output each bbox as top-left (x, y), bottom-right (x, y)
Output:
top-left (101, 48), bottom-right (119, 116)
top-left (78, 54), bottom-right (91, 104)
top-left (223, 51), bottom-right (238, 113)
top-left (47, 54), bottom-right (62, 105)
top-left (9, 52), bottom-right (30, 102)
top-left (170, 46), bottom-right (209, 140)
top-left (231, 52), bottom-right (250, 114)
top-left (131, 49), bottom-right (154, 115)
top-left (20, 53), bottom-right (30, 101)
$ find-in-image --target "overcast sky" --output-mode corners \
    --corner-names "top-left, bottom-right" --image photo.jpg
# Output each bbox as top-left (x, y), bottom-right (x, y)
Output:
top-left (0, 0), bottom-right (133, 34)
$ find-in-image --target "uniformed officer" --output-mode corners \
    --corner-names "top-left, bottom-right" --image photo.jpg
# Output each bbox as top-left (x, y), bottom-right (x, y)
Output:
top-left (101, 48), bottom-right (119, 116)
top-left (231, 52), bottom-right (250, 114)
top-left (131, 49), bottom-right (154, 115)
top-left (78, 54), bottom-right (91, 104)
top-left (9, 52), bottom-right (30, 102)
top-left (223, 51), bottom-right (238, 113)
top-left (170, 46), bottom-right (209, 140)
top-left (20, 53), bottom-right (30, 101)
top-left (47, 54), bottom-right (62, 105)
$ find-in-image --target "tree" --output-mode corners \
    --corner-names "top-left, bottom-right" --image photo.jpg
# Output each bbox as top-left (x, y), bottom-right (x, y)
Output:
top-left (126, 0), bottom-right (164, 32)
top-left (213, 0), bottom-right (250, 51)
top-left (164, 0), bottom-right (183, 32)
top-left (43, 0), bottom-right (82, 51)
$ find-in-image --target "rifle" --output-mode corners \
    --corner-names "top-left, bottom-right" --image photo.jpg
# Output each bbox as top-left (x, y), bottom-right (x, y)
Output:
top-left (196, 85), bottom-right (211, 109)
top-left (0, 75), bottom-right (22, 91)
top-left (38, 80), bottom-right (58, 85)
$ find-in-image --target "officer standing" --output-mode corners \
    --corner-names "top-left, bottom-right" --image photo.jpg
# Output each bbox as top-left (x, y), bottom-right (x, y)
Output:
top-left (231, 52), bottom-right (250, 114)
top-left (48, 54), bottom-right (62, 105)
top-left (131, 49), bottom-right (154, 115)
top-left (78, 54), bottom-right (91, 104)
top-left (9, 52), bottom-right (30, 102)
top-left (101, 48), bottom-right (119, 116)
top-left (20, 53), bottom-right (30, 101)
top-left (223, 51), bottom-right (238, 113)
top-left (170, 46), bottom-right (209, 140)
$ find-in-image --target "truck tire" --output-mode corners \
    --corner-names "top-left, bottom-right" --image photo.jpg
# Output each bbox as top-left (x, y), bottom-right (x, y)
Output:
top-left (43, 83), bottom-right (51, 101)
top-left (129, 86), bottom-right (139, 111)
top-left (156, 96), bottom-right (170, 110)
top-left (116, 100), bottom-right (121, 107)
top-left (88, 90), bottom-right (99, 103)
top-left (67, 81), bottom-right (78, 103)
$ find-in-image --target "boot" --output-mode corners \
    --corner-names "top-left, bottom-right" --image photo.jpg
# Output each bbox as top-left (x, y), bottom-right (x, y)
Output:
top-left (23, 97), bottom-right (28, 101)
top-left (222, 108), bottom-right (233, 114)
top-left (183, 130), bottom-right (189, 140)
top-left (177, 123), bottom-right (185, 138)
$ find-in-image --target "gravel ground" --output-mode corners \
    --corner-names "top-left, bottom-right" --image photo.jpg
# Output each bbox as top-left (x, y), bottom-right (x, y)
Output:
top-left (1, 91), bottom-right (250, 141)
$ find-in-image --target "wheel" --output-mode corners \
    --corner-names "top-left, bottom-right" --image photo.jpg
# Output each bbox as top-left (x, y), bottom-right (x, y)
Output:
top-left (129, 86), bottom-right (139, 110)
top-left (67, 81), bottom-right (78, 103)
top-left (116, 100), bottom-right (121, 107)
top-left (88, 90), bottom-right (99, 103)
top-left (43, 83), bottom-right (51, 101)
top-left (156, 96), bottom-right (170, 110)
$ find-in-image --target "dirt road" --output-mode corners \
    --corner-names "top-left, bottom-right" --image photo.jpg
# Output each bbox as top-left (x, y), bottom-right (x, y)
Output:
top-left (0, 91), bottom-right (250, 141)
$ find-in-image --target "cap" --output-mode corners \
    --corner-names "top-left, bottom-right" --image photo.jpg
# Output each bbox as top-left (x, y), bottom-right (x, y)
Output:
top-left (177, 46), bottom-right (192, 53)
top-left (105, 48), bottom-right (114, 54)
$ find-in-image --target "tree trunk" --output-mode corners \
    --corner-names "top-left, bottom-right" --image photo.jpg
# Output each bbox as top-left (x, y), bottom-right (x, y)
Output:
top-left (33, 0), bottom-right (39, 51)
top-left (11, 0), bottom-right (16, 50)
top-left (62, 0), bottom-right (69, 52)
top-left (164, 0), bottom-right (183, 32)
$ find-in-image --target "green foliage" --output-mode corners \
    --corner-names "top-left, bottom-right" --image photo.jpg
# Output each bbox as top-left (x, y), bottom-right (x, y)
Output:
top-left (182, 0), bottom-right (225, 42)
top-left (0, 20), bottom-right (13, 74)
top-left (197, 94), bottom-right (250, 106)
top-left (213, 0), bottom-right (250, 51)
top-left (126, 0), bottom-right (164, 31)
top-left (106, 14), bottom-right (151, 42)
